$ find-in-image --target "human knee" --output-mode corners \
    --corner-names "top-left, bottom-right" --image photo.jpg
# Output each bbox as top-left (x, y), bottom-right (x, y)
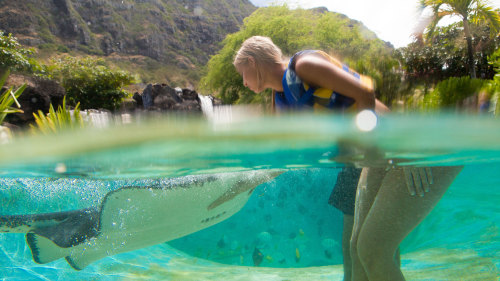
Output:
top-left (356, 234), bottom-right (393, 270)
top-left (349, 233), bottom-right (359, 259)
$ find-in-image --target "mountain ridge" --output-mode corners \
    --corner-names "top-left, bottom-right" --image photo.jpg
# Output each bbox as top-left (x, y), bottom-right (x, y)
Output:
top-left (0, 0), bottom-right (257, 86)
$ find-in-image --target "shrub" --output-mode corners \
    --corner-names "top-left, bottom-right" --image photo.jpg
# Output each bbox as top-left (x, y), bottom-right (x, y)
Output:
top-left (421, 76), bottom-right (485, 110)
top-left (30, 96), bottom-right (84, 135)
top-left (0, 70), bottom-right (25, 124)
top-left (49, 56), bottom-right (135, 110)
top-left (0, 31), bottom-right (42, 74)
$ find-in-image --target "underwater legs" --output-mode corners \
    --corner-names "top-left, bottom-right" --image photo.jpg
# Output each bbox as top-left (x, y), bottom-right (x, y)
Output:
top-left (350, 167), bottom-right (385, 281)
top-left (341, 214), bottom-right (354, 281)
top-left (351, 166), bottom-right (462, 281)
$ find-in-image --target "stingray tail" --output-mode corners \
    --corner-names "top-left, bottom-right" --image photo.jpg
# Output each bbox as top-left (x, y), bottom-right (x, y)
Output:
top-left (65, 251), bottom-right (105, 271)
top-left (26, 231), bottom-right (104, 271)
top-left (26, 232), bottom-right (69, 265)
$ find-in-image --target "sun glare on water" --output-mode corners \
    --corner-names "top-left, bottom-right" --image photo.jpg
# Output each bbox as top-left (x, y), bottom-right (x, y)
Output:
top-left (355, 110), bottom-right (378, 132)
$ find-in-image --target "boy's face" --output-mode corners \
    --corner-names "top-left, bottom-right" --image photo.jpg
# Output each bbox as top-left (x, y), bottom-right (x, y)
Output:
top-left (237, 58), bottom-right (261, 93)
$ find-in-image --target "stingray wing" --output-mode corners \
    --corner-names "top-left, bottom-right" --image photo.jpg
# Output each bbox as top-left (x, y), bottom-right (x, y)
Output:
top-left (28, 170), bottom-right (282, 270)
top-left (97, 170), bottom-right (283, 244)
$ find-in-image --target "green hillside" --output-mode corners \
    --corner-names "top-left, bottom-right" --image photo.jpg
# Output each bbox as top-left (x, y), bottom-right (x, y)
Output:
top-left (0, 0), bottom-right (256, 87)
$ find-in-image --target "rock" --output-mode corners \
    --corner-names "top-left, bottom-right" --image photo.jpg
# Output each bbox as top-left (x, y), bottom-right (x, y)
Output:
top-left (141, 84), bottom-right (154, 108)
top-left (173, 99), bottom-right (201, 111)
top-left (181, 89), bottom-right (199, 101)
top-left (212, 95), bottom-right (223, 106)
top-left (135, 83), bottom-right (202, 113)
top-left (154, 84), bottom-right (182, 109)
top-left (132, 92), bottom-right (142, 106)
top-left (4, 77), bottom-right (66, 127)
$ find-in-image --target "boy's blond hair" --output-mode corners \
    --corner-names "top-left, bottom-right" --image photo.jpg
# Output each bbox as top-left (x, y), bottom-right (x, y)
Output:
top-left (234, 36), bottom-right (283, 89)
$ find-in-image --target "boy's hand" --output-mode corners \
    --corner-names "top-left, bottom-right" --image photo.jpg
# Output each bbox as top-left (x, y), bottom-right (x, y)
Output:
top-left (403, 167), bottom-right (433, 197)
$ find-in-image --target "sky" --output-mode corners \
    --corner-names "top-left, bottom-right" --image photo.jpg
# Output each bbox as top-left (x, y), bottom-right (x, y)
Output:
top-left (248, 0), bottom-right (500, 48)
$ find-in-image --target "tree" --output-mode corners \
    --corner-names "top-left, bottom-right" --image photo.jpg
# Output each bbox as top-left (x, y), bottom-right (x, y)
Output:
top-left (419, 0), bottom-right (500, 78)
top-left (398, 23), bottom-right (499, 87)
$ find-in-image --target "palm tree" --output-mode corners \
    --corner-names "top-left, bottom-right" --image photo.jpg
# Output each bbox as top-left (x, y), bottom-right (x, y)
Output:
top-left (419, 0), bottom-right (500, 78)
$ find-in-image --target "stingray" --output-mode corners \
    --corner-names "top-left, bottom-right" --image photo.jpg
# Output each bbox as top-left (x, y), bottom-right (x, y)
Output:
top-left (0, 170), bottom-right (282, 270)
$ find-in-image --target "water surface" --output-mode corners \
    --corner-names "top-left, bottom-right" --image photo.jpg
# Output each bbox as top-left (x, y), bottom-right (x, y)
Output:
top-left (0, 112), bottom-right (498, 280)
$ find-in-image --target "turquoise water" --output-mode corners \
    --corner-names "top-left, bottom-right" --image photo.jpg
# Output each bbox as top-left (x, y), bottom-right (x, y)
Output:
top-left (0, 112), bottom-right (499, 280)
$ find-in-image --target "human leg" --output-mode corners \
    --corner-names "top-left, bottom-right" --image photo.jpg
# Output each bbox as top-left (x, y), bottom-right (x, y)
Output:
top-left (350, 167), bottom-right (387, 281)
top-left (355, 166), bottom-right (462, 281)
top-left (342, 213), bottom-right (398, 281)
top-left (342, 214), bottom-right (354, 281)
top-left (329, 167), bottom-right (362, 281)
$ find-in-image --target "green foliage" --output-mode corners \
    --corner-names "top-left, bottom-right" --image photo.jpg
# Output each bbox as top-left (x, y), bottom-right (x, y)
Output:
top-left (397, 22), bottom-right (499, 110)
top-left (419, 0), bottom-right (500, 78)
top-left (200, 5), bottom-right (395, 105)
top-left (398, 23), bottom-right (499, 83)
top-left (489, 45), bottom-right (500, 71)
top-left (30, 96), bottom-right (85, 135)
top-left (37, 43), bottom-right (70, 53)
top-left (484, 80), bottom-right (500, 115)
top-left (352, 50), bottom-right (403, 105)
top-left (0, 70), bottom-right (25, 124)
top-left (0, 31), bottom-right (42, 73)
top-left (492, 90), bottom-right (500, 115)
top-left (49, 56), bottom-right (135, 110)
top-left (420, 0), bottom-right (500, 37)
top-left (421, 76), bottom-right (485, 110)
top-left (488, 47), bottom-right (500, 115)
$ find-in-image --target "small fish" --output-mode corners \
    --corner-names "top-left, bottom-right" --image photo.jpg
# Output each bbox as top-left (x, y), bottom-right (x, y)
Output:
top-left (217, 237), bottom-right (226, 248)
top-left (253, 247), bottom-right (264, 266)
top-left (299, 229), bottom-right (305, 236)
top-left (295, 248), bottom-right (301, 263)
top-left (325, 249), bottom-right (332, 259)
top-left (265, 255), bottom-right (273, 262)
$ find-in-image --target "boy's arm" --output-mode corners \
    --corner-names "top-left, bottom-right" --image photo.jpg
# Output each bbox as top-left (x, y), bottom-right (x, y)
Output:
top-left (294, 53), bottom-right (376, 110)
